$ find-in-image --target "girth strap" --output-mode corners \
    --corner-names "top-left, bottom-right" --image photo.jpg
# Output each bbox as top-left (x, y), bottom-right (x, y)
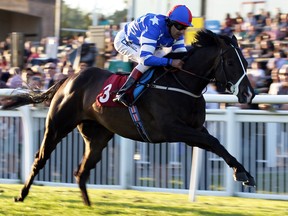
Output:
top-left (148, 84), bottom-right (202, 98)
top-left (128, 105), bottom-right (152, 143)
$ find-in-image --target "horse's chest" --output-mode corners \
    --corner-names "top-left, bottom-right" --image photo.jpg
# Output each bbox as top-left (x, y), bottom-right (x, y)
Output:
top-left (184, 108), bottom-right (206, 128)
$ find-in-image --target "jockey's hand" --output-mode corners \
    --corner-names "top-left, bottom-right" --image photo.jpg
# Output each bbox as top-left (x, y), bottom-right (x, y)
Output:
top-left (171, 59), bottom-right (184, 70)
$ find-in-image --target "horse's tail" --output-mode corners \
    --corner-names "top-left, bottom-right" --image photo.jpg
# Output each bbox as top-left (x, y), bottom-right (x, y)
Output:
top-left (1, 78), bottom-right (67, 110)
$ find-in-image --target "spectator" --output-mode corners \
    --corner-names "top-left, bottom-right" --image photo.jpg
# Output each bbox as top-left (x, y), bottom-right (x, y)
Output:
top-left (24, 41), bottom-right (32, 64)
top-left (266, 19), bottom-right (285, 40)
top-left (274, 64), bottom-right (288, 110)
top-left (245, 25), bottom-right (258, 42)
top-left (205, 83), bottom-right (219, 109)
top-left (259, 40), bottom-right (275, 58)
top-left (242, 48), bottom-right (254, 68)
top-left (268, 68), bottom-right (281, 95)
top-left (27, 46), bottom-right (40, 63)
top-left (62, 64), bottom-right (75, 77)
top-left (0, 55), bottom-right (8, 70)
top-left (233, 24), bottom-right (246, 41)
top-left (54, 73), bottom-right (66, 83)
top-left (263, 11), bottom-right (273, 31)
top-left (267, 50), bottom-right (287, 71)
top-left (76, 62), bottom-right (88, 73)
top-left (224, 13), bottom-right (234, 28)
top-left (21, 67), bottom-right (35, 84)
top-left (248, 61), bottom-right (266, 78)
top-left (247, 61), bottom-right (268, 93)
top-left (0, 68), bottom-right (8, 88)
top-left (243, 12), bottom-right (257, 30)
top-left (256, 9), bottom-right (267, 30)
top-left (235, 12), bottom-right (244, 25)
top-left (27, 75), bottom-right (43, 92)
top-left (6, 67), bottom-right (22, 89)
top-left (221, 22), bottom-right (233, 37)
top-left (43, 62), bottom-right (57, 89)
top-left (278, 13), bottom-right (288, 39)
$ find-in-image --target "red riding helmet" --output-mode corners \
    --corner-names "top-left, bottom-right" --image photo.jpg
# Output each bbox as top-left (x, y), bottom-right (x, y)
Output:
top-left (167, 5), bottom-right (193, 27)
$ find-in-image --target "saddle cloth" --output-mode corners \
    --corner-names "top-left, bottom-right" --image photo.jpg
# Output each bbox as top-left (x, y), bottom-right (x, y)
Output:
top-left (96, 70), bottom-right (154, 108)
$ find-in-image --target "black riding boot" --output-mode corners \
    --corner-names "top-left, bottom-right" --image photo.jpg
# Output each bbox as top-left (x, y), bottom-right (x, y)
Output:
top-left (113, 68), bottom-right (142, 107)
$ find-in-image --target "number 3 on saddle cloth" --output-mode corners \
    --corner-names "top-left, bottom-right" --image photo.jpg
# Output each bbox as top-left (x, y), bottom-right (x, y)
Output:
top-left (95, 70), bottom-right (154, 109)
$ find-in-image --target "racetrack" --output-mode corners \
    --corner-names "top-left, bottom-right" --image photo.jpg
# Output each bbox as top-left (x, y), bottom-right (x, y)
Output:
top-left (0, 184), bottom-right (287, 216)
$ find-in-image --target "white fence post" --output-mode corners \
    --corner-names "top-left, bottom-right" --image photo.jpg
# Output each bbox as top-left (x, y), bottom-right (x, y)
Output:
top-left (266, 123), bottom-right (277, 168)
top-left (119, 136), bottom-right (134, 189)
top-left (226, 106), bottom-right (239, 196)
top-left (18, 106), bottom-right (34, 182)
top-left (189, 147), bottom-right (203, 202)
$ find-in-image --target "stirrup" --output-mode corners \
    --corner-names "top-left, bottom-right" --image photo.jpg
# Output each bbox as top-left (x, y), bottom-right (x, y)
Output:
top-left (112, 94), bottom-right (120, 103)
top-left (113, 93), bottom-right (131, 107)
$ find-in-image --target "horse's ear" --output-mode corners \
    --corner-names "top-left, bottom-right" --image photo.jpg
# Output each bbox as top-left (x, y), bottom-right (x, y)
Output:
top-left (231, 35), bottom-right (239, 47)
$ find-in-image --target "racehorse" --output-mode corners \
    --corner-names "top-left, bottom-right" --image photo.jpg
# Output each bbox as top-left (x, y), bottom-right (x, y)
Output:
top-left (3, 30), bottom-right (256, 206)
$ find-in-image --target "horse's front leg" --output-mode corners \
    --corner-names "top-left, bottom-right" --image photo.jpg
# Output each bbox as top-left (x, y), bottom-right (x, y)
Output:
top-left (75, 122), bottom-right (114, 206)
top-left (193, 127), bottom-right (256, 187)
top-left (167, 125), bottom-right (255, 187)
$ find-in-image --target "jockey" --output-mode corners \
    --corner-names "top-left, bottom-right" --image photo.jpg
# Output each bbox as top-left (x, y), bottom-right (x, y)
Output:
top-left (113, 5), bottom-right (193, 107)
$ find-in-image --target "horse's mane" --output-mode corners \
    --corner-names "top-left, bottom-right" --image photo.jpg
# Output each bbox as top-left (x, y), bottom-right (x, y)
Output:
top-left (161, 29), bottom-right (238, 62)
top-left (192, 29), bottom-right (218, 47)
top-left (165, 30), bottom-right (220, 60)
top-left (192, 29), bottom-right (238, 48)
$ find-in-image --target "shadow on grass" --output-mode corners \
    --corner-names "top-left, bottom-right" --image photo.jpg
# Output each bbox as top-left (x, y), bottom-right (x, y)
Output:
top-left (87, 200), bottom-right (248, 216)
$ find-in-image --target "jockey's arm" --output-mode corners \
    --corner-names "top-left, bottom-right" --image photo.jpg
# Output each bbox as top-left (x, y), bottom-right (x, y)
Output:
top-left (171, 38), bottom-right (187, 53)
top-left (139, 31), bottom-right (172, 67)
top-left (139, 31), bottom-right (187, 68)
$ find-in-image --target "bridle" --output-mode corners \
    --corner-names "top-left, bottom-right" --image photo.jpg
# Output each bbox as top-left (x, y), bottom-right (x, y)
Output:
top-left (224, 44), bottom-right (247, 95)
top-left (146, 43), bottom-right (248, 99)
top-left (178, 43), bottom-right (247, 96)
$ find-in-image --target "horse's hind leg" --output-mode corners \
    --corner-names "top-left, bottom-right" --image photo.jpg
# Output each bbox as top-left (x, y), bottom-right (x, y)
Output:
top-left (15, 127), bottom-right (73, 202)
top-left (15, 107), bottom-right (78, 202)
top-left (75, 121), bottom-right (113, 206)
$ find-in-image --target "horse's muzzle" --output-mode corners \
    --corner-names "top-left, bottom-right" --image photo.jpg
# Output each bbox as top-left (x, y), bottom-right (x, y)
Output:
top-left (237, 86), bottom-right (255, 104)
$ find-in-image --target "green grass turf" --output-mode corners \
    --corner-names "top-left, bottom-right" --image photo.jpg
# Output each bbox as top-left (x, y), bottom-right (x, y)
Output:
top-left (0, 184), bottom-right (287, 216)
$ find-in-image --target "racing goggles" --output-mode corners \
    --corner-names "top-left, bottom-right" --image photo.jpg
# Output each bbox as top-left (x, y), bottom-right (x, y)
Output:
top-left (172, 21), bottom-right (188, 31)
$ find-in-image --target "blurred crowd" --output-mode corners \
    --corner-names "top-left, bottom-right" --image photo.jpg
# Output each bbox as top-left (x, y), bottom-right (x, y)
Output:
top-left (0, 33), bottom-right (99, 97)
top-left (0, 8), bottom-right (287, 109)
top-left (207, 8), bottom-right (288, 110)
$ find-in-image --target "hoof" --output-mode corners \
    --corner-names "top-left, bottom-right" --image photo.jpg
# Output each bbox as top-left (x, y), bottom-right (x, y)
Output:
top-left (243, 176), bottom-right (256, 187)
top-left (233, 171), bottom-right (249, 182)
top-left (14, 197), bottom-right (23, 202)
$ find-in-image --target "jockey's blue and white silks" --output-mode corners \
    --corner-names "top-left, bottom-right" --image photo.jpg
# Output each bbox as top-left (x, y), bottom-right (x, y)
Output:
top-left (114, 13), bottom-right (187, 72)
top-left (125, 13), bottom-right (187, 65)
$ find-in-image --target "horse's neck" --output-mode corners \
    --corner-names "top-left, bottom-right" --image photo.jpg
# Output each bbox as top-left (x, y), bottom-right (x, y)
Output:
top-left (179, 47), bottom-right (219, 94)
top-left (155, 47), bottom-right (218, 96)
top-left (153, 68), bottom-right (209, 97)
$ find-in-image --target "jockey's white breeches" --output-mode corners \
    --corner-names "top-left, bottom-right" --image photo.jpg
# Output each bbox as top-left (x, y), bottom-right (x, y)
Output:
top-left (114, 29), bottom-right (166, 73)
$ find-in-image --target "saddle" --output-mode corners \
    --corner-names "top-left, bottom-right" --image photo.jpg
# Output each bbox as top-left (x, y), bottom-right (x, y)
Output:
top-left (96, 69), bottom-right (155, 108)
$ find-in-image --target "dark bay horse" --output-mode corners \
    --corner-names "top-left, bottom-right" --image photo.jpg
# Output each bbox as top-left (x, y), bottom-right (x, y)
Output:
top-left (3, 30), bottom-right (255, 206)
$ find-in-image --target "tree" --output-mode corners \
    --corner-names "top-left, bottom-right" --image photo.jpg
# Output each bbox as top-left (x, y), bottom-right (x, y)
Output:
top-left (107, 9), bottom-right (128, 25)
top-left (60, 0), bottom-right (92, 38)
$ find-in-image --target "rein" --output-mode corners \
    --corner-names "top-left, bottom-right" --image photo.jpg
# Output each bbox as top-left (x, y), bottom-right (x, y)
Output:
top-left (143, 43), bottom-right (247, 99)
top-left (175, 44), bottom-right (248, 97)
top-left (144, 49), bottom-right (222, 98)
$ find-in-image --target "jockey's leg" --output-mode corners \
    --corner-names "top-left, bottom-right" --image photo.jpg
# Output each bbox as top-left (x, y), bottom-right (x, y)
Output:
top-left (113, 30), bottom-right (168, 106)
top-left (113, 66), bottom-right (143, 107)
